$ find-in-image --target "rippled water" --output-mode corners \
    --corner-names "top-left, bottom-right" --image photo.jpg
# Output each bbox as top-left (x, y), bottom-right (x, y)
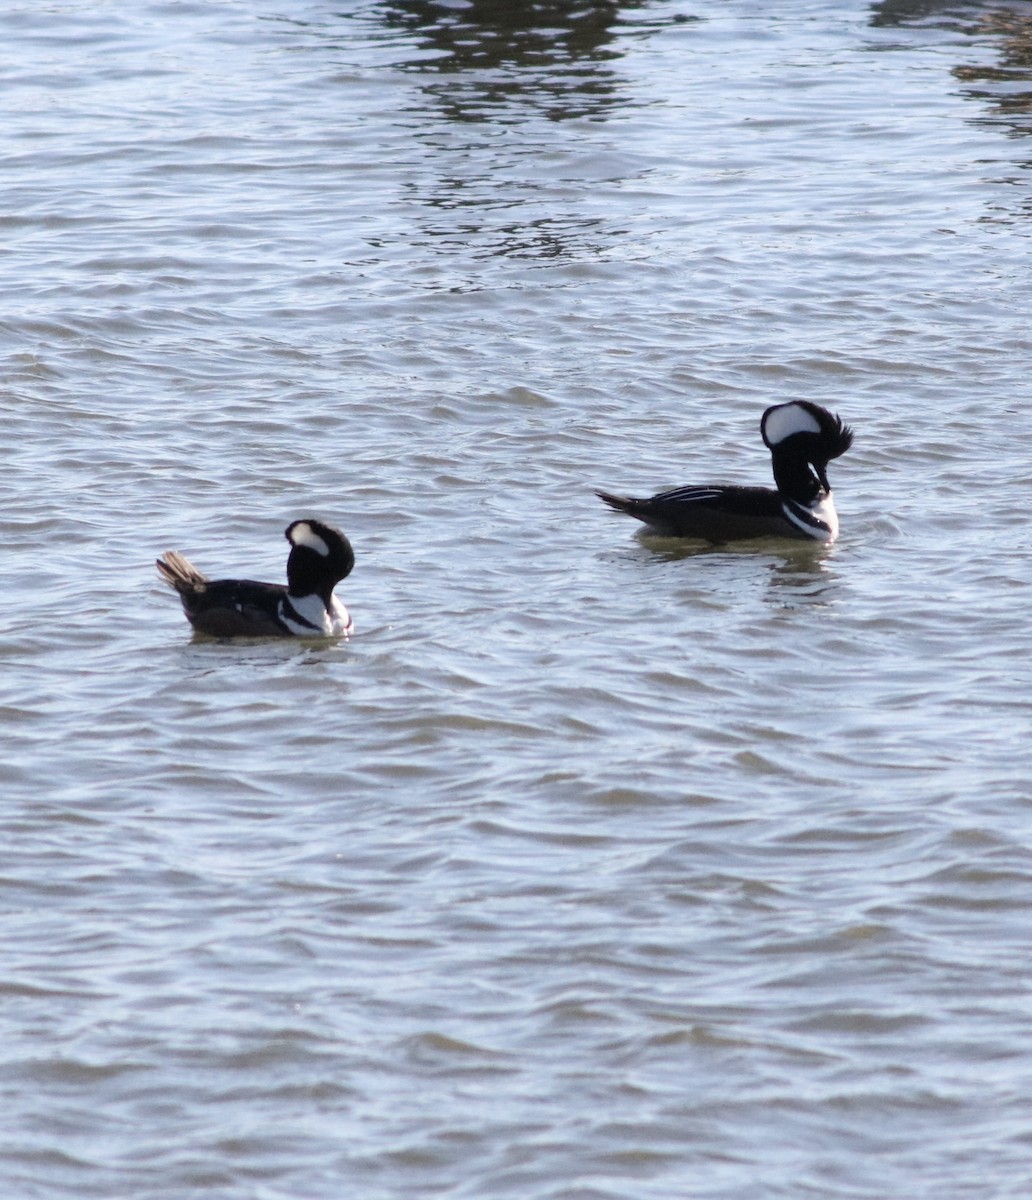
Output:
top-left (4, 1), bottom-right (1032, 1196)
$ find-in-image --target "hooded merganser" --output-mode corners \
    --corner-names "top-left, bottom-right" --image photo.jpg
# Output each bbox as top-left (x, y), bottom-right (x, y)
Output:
top-left (597, 401), bottom-right (853, 543)
top-left (157, 519), bottom-right (354, 637)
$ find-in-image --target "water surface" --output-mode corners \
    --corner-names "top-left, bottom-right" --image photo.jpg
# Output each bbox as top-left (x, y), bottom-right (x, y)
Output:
top-left (3, 2), bottom-right (1032, 1197)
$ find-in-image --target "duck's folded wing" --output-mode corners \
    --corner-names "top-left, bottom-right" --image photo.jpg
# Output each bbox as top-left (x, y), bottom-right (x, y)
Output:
top-left (178, 580), bottom-right (292, 638)
top-left (597, 485), bottom-right (787, 540)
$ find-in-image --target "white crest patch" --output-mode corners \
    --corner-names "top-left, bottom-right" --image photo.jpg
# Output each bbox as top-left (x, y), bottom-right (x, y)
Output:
top-left (763, 402), bottom-right (822, 446)
top-left (289, 522), bottom-right (330, 557)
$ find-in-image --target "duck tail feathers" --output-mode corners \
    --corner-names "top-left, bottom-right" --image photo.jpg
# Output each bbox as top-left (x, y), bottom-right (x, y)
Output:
top-left (156, 550), bottom-right (207, 594)
top-left (596, 490), bottom-right (646, 518)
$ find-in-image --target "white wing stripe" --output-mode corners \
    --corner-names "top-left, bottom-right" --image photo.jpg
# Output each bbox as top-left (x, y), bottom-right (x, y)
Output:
top-left (655, 487), bottom-right (725, 504)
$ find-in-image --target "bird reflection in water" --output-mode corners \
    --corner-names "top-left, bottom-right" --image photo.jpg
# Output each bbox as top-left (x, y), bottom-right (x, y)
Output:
top-left (633, 535), bottom-right (840, 610)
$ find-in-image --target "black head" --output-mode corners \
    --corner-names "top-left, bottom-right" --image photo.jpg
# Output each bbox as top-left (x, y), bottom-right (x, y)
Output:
top-left (760, 401), bottom-right (853, 495)
top-left (284, 519), bottom-right (355, 600)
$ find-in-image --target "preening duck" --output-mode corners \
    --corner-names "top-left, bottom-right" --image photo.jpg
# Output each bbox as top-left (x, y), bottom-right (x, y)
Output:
top-left (597, 400), bottom-right (853, 543)
top-left (157, 519), bottom-right (354, 637)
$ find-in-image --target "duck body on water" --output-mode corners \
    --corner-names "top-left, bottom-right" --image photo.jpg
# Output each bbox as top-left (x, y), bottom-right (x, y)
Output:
top-left (156, 404), bottom-right (853, 638)
top-left (597, 401), bottom-right (853, 543)
top-left (156, 519), bottom-right (354, 638)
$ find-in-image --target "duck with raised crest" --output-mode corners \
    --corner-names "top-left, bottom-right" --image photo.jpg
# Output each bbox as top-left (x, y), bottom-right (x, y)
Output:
top-left (157, 519), bottom-right (355, 637)
top-left (597, 401), bottom-right (853, 543)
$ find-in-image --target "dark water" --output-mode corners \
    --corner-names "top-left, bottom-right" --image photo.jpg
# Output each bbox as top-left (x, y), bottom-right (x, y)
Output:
top-left (3, 2), bottom-right (1032, 1196)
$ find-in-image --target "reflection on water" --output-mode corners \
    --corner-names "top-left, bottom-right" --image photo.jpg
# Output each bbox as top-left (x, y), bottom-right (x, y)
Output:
top-left (867, 0), bottom-right (989, 28)
top-left (382, 0), bottom-right (660, 121)
top-left (635, 533), bottom-right (830, 565)
top-left (871, 1), bottom-right (1032, 219)
top-left (406, 189), bottom-right (625, 262)
top-left (953, 7), bottom-right (1032, 223)
top-left (379, 3), bottom-right (669, 264)
top-left (272, 3), bottom-right (683, 264)
top-left (640, 538), bottom-right (839, 605)
top-left (953, 9), bottom-right (1032, 132)
top-left (869, 0), bottom-right (1032, 118)
top-left (763, 553), bottom-right (840, 611)
top-left (382, 0), bottom-right (643, 68)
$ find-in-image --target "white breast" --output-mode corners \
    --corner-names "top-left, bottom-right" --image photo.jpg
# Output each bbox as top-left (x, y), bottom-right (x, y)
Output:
top-left (329, 595), bottom-right (353, 636)
top-left (279, 592), bottom-right (352, 636)
top-left (783, 492), bottom-right (839, 542)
